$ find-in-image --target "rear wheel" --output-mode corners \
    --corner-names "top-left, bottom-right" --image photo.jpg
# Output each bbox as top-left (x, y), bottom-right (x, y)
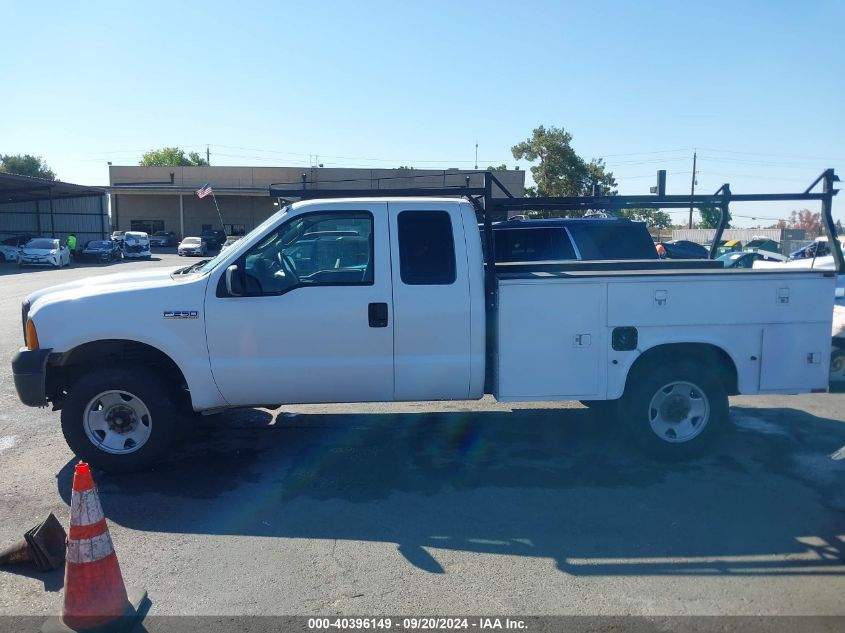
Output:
top-left (61, 367), bottom-right (180, 472)
top-left (830, 347), bottom-right (845, 382)
top-left (620, 361), bottom-right (728, 458)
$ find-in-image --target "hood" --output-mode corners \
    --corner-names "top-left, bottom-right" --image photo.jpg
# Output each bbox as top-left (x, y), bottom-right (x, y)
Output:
top-left (27, 266), bottom-right (187, 308)
top-left (22, 247), bottom-right (57, 256)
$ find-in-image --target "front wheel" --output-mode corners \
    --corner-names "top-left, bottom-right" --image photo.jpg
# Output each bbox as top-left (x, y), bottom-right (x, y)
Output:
top-left (830, 347), bottom-right (845, 382)
top-left (61, 367), bottom-right (180, 472)
top-left (620, 361), bottom-right (728, 458)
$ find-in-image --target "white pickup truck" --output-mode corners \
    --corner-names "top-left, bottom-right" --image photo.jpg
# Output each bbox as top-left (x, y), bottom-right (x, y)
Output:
top-left (11, 176), bottom-right (840, 471)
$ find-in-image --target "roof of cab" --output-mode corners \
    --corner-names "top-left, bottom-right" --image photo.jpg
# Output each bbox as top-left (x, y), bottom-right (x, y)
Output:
top-left (289, 197), bottom-right (472, 210)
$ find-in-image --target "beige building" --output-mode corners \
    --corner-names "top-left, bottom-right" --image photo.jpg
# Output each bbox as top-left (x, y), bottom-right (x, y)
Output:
top-left (108, 166), bottom-right (526, 238)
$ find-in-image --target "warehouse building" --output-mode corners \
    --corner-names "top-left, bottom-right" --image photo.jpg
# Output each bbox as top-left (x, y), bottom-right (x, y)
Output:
top-left (108, 166), bottom-right (526, 238)
top-left (0, 172), bottom-right (108, 242)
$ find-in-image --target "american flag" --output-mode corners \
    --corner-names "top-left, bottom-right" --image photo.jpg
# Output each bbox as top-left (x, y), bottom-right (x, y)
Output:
top-left (196, 184), bottom-right (213, 199)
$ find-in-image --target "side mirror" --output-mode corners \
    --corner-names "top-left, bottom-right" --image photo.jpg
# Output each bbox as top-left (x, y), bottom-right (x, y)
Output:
top-left (225, 264), bottom-right (243, 297)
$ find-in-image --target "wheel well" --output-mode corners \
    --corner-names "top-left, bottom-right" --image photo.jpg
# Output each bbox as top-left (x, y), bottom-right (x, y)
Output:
top-left (47, 340), bottom-right (190, 409)
top-left (626, 343), bottom-right (739, 396)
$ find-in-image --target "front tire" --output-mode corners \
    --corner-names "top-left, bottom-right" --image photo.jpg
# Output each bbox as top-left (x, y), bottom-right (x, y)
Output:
top-left (620, 361), bottom-right (728, 459)
top-left (61, 367), bottom-right (180, 472)
top-left (830, 346), bottom-right (845, 382)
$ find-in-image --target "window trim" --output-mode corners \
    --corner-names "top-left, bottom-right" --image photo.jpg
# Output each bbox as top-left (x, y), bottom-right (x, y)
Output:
top-left (397, 209), bottom-right (457, 286)
top-left (219, 209), bottom-right (375, 298)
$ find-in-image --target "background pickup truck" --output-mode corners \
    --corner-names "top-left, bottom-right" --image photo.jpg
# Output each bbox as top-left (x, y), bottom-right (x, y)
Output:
top-left (11, 177), bottom-right (840, 472)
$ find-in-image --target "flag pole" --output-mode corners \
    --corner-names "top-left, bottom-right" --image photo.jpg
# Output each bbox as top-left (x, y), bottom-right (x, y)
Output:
top-left (196, 184), bottom-right (226, 232)
top-left (209, 189), bottom-right (225, 231)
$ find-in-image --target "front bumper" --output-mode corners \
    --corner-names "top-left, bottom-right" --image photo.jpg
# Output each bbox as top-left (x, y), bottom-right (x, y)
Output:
top-left (11, 348), bottom-right (52, 407)
top-left (20, 257), bottom-right (58, 266)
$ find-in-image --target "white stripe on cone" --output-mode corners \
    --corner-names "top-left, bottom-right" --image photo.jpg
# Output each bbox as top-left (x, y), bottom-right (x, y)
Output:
top-left (67, 531), bottom-right (115, 564)
top-left (70, 488), bottom-right (105, 527)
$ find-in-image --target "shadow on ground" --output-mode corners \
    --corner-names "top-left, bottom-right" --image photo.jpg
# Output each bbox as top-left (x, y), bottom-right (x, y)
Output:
top-left (56, 405), bottom-right (845, 576)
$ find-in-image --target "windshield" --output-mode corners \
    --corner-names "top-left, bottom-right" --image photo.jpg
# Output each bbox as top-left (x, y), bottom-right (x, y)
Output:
top-left (196, 206), bottom-right (290, 275)
top-left (26, 239), bottom-right (58, 250)
top-left (182, 238), bottom-right (201, 245)
top-left (87, 241), bottom-right (111, 248)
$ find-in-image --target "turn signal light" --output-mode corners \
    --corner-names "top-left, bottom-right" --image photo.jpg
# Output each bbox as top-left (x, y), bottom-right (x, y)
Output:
top-left (26, 319), bottom-right (39, 351)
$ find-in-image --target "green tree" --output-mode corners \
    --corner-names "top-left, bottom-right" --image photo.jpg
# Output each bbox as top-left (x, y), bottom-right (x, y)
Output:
top-left (0, 154), bottom-right (56, 180)
top-left (486, 164), bottom-right (508, 171)
top-left (510, 125), bottom-right (617, 197)
top-left (139, 147), bottom-right (209, 167)
top-left (698, 204), bottom-right (731, 229)
top-left (620, 208), bottom-right (673, 230)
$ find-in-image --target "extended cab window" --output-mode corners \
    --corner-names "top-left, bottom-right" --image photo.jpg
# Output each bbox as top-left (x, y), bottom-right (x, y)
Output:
top-left (494, 227), bottom-right (577, 262)
top-left (242, 212), bottom-right (373, 295)
top-left (398, 211), bottom-right (456, 285)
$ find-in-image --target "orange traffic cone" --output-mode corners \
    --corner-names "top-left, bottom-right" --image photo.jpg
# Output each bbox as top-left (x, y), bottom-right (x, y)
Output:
top-left (42, 462), bottom-right (147, 633)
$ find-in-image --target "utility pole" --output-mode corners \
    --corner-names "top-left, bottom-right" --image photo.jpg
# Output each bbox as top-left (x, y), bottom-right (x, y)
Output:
top-left (688, 151), bottom-right (697, 228)
top-left (475, 141), bottom-right (478, 170)
top-left (206, 145), bottom-right (211, 166)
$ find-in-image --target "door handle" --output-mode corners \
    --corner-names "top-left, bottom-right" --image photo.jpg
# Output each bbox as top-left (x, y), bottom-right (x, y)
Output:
top-left (368, 302), bottom-right (388, 328)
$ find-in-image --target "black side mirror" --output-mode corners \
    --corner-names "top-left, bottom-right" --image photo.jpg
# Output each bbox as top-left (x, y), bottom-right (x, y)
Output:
top-left (225, 264), bottom-right (243, 297)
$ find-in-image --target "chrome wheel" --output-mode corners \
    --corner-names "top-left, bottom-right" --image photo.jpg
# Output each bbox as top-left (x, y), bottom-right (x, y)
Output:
top-left (647, 381), bottom-right (710, 443)
top-left (83, 390), bottom-right (152, 454)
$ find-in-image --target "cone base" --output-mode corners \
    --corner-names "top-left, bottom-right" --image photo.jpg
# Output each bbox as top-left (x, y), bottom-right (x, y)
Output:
top-left (42, 587), bottom-right (148, 633)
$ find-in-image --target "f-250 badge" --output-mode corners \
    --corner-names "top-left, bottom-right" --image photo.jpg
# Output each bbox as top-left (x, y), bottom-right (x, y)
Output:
top-left (163, 310), bottom-right (199, 319)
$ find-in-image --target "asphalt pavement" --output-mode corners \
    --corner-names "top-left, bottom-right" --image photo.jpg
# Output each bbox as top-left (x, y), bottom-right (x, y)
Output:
top-left (0, 253), bottom-right (844, 619)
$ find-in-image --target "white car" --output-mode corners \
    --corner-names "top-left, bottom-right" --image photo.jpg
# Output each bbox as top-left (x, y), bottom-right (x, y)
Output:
top-left (18, 238), bottom-right (70, 268)
top-left (122, 231), bottom-right (151, 259)
top-left (177, 237), bottom-right (208, 257)
top-left (0, 244), bottom-right (20, 263)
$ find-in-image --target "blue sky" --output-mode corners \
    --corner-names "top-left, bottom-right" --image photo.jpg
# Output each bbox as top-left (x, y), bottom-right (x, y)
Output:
top-left (2, 0), bottom-right (843, 226)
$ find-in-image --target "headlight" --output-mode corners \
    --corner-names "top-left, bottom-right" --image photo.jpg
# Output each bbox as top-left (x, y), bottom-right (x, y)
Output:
top-left (50, 249), bottom-right (58, 255)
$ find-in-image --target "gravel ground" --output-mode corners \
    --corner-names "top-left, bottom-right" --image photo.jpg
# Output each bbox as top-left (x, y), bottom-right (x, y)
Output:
top-left (0, 254), bottom-right (843, 619)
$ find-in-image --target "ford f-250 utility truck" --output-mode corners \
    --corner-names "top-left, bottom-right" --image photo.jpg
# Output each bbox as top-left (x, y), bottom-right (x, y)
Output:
top-left (11, 170), bottom-right (842, 472)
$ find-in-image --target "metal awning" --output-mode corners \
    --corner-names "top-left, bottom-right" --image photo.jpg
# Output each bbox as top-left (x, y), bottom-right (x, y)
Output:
top-left (106, 184), bottom-right (268, 197)
top-left (0, 172), bottom-right (104, 204)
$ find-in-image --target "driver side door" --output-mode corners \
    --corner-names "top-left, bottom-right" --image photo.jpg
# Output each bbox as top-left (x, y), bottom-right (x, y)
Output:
top-left (205, 203), bottom-right (395, 406)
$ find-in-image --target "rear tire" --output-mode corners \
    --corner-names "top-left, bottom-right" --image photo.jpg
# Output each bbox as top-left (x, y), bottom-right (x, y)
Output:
top-left (830, 346), bottom-right (845, 382)
top-left (620, 361), bottom-right (728, 459)
top-left (61, 367), bottom-right (180, 472)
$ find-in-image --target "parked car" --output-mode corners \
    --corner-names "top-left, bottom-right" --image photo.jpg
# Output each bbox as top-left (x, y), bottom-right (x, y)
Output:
top-left (111, 231), bottom-right (126, 247)
top-left (18, 238), bottom-right (71, 268)
top-left (149, 231), bottom-right (177, 247)
top-left (790, 236), bottom-right (845, 260)
top-left (656, 240), bottom-right (710, 259)
top-left (2, 234), bottom-right (36, 249)
top-left (201, 229), bottom-right (227, 249)
top-left (489, 217), bottom-right (659, 262)
top-left (221, 235), bottom-right (243, 252)
top-left (178, 237), bottom-right (208, 256)
top-left (122, 231), bottom-right (151, 259)
top-left (78, 239), bottom-right (122, 263)
top-left (831, 305), bottom-right (845, 384)
top-left (717, 250), bottom-right (786, 269)
top-left (0, 243), bottom-right (21, 263)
